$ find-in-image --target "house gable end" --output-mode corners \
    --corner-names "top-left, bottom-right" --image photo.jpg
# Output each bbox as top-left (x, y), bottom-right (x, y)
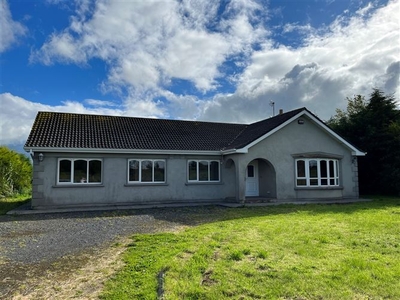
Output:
top-left (232, 109), bottom-right (365, 156)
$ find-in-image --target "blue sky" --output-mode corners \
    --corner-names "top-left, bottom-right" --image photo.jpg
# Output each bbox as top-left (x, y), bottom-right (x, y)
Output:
top-left (0, 0), bottom-right (399, 150)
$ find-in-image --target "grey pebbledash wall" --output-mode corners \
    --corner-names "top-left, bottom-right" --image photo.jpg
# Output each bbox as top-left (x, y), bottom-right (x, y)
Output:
top-left (31, 153), bottom-right (237, 209)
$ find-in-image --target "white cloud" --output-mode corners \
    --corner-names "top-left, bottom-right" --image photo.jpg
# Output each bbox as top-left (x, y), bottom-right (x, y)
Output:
top-left (30, 32), bottom-right (88, 65)
top-left (0, 93), bottom-right (124, 146)
top-left (159, 90), bottom-right (204, 120)
top-left (30, 0), bottom-right (267, 103)
top-left (356, 1), bottom-right (375, 17)
top-left (198, 0), bottom-right (400, 122)
top-left (282, 23), bottom-right (313, 35)
top-left (161, 29), bottom-right (230, 91)
top-left (0, 0), bottom-right (27, 52)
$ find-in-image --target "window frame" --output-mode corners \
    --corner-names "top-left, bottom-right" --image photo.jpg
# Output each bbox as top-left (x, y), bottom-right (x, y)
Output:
top-left (127, 159), bottom-right (166, 184)
top-left (57, 158), bottom-right (103, 185)
top-left (187, 160), bottom-right (220, 182)
top-left (295, 158), bottom-right (339, 187)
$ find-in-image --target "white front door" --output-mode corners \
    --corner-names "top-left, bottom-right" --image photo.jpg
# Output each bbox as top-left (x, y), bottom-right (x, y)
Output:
top-left (245, 161), bottom-right (259, 197)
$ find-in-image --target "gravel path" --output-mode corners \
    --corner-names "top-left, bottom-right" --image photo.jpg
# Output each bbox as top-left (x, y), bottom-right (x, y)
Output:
top-left (0, 206), bottom-right (227, 298)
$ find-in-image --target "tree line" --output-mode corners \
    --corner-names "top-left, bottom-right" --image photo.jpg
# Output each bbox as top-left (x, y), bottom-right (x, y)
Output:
top-left (328, 89), bottom-right (400, 195)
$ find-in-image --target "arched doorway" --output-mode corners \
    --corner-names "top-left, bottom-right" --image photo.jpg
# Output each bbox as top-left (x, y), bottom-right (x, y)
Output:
top-left (245, 159), bottom-right (276, 199)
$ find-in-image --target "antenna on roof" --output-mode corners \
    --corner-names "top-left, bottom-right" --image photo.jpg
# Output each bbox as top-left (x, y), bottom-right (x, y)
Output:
top-left (269, 100), bottom-right (275, 117)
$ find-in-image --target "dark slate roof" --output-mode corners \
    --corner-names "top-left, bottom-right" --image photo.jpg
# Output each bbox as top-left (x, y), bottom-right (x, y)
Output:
top-left (25, 108), bottom-right (306, 151)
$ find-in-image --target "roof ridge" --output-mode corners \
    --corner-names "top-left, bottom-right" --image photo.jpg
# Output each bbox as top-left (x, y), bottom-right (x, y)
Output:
top-left (248, 107), bottom-right (305, 126)
top-left (36, 111), bottom-right (245, 127)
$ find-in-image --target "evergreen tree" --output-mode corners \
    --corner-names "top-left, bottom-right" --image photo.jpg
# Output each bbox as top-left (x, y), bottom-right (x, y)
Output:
top-left (328, 89), bottom-right (400, 195)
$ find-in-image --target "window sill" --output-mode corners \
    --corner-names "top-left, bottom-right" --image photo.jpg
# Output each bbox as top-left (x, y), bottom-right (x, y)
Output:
top-left (53, 184), bottom-right (104, 188)
top-left (185, 181), bottom-right (224, 186)
top-left (124, 183), bottom-right (168, 187)
top-left (295, 186), bottom-right (343, 190)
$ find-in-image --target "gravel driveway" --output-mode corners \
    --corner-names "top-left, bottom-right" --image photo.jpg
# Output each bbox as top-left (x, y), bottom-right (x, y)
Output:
top-left (0, 206), bottom-right (227, 298)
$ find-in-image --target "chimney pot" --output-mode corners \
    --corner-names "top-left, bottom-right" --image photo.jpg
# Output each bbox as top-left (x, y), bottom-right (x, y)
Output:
top-left (279, 109), bottom-right (283, 115)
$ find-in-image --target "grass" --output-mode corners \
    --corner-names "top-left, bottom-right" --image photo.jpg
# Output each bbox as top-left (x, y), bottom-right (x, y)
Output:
top-left (101, 197), bottom-right (400, 299)
top-left (0, 194), bottom-right (31, 215)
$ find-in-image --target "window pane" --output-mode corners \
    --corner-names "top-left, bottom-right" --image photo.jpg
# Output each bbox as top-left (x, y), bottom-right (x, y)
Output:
top-left (199, 161), bottom-right (209, 181)
top-left (297, 160), bottom-right (305, 177)
top-left (247, 165), bottom-right (254, 178)
top-left (188, 161), bottom-right (197, 181)
top-left (329, 160), bottom-right (335, 177)
top-left (210, 161), bottom-right (219, 181)
top-left (310, 179), bottom-right (318, 186)
top-left (74, 160), bottom-right (87, 183)
top-left (89, 160), bottom-right (102, 183)
top-left (330, 179), bottom-right (335, 185)
top-left (320, 160), bottom-right (327, 177)
top-left (129, 160), bottom-right (139, 182)
top-left (321, 179), bottom-right (328, 185)
top-left (336, 161), bottom-right (339, 177)
top-left (309, 160), bottom-right (318, 178)
top-left (154, 161), bottom-right (165, 182)
top-left (59, 160), bottom-right (71, 182)
top-left (297, 179), bottom-right (306, 186)
top-left (141, 160), bottom-right (153, 182)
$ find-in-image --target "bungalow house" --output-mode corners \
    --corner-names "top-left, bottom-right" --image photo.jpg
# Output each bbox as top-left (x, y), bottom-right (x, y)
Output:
top-left (24, 107), bottom-right (365, 209)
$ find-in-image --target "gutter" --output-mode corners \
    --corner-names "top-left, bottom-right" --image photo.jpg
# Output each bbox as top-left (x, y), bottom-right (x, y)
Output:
top-left (23, 146), bottom-right (223, 156)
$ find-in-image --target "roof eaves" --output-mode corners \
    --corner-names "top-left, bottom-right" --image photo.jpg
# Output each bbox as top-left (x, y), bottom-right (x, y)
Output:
top-left (23, 146), bottom-right (223, 156)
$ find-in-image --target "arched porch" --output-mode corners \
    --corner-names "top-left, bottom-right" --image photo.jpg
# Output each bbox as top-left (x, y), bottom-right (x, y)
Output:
top-left (245, 158), bottom-right (276, 201)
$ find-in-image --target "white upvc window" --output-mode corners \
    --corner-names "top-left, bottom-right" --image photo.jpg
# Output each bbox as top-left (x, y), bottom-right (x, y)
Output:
top-left (58, 158), bottom-right (102, 184)
top-left (128, 159), bottom-right (166, 183)
top-left (187, 160), bottom-right (220, 182)
top-left (295, 158), bottom-right (339, 187)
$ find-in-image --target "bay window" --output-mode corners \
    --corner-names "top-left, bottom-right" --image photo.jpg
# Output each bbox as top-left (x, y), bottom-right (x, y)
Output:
top-left (296, 159), bottom-right (339, 187)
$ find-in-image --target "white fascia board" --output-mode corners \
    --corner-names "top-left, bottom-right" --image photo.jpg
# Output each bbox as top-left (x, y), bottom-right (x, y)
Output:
top-left (234, 110), bottom-right (366, 156)
top-left (23, 147), bottom-right (222, 156)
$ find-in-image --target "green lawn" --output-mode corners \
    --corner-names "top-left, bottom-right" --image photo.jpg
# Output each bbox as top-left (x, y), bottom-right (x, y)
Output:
top-left (0, 194), bottom-right (31, 215)
top-left (101, 197), bottom-right (400, 300)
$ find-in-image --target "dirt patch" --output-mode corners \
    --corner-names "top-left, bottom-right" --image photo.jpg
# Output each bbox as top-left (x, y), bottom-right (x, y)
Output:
top-left (201, 269), bottom-right (218, 286)
top-left (2, 237), bottom-right (130, 300)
